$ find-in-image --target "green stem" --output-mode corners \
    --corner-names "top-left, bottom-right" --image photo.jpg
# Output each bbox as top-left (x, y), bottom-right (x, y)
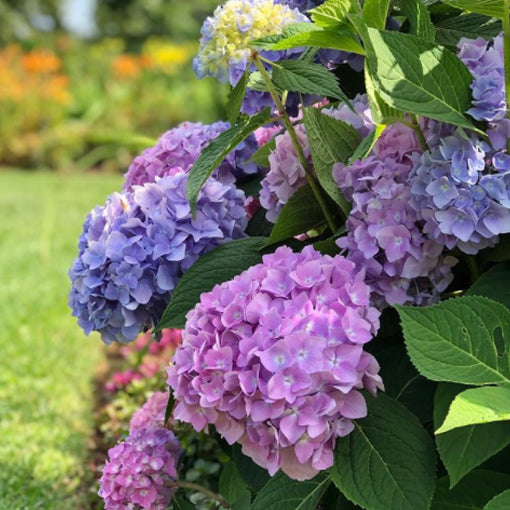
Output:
top-left (252, 55), bottom-right (338, 233)
top-left (466, 255), bottom-right (480, 285)
top-left (170, 481), bottom-right (230, 508)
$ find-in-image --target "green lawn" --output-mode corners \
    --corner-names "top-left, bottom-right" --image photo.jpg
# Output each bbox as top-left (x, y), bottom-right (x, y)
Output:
top-left (0, 170), bottom-right (122, 509)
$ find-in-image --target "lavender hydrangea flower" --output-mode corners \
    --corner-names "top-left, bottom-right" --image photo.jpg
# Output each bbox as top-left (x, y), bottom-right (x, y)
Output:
top-left (193, 0), bottom-right (309, 114)
top-left (99, 427), bottom-right (182, 510)
top-left (334, 122), bottom-right (457, 307)
top-left (260, 95), bottom-right (374, 221)
top-left (167, 245), bottom-right (383, 480)
top-left (410, 129), bottom-right (510, 254)
top-left (69, 172), bottom-right (247, 344)
top-left (458, 35), bottom-right (506, 122)
top-left (130, 392), bottom-right (169, 432)
top-left (123, 121), bottom-right (259, 191)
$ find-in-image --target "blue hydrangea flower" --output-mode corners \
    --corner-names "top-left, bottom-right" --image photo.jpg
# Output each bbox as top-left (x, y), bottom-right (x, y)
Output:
top-left (123, 121), bottom-right (260, 191)
top-left (69, 172), bottom-right (247, 344)
top-left (410, 129), bottom-right (510, 254)
top-left (458, 35), bottom-right (506, 122)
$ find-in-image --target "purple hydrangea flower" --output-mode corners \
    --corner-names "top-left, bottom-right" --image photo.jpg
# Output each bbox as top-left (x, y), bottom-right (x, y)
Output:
top-left (69, 172), bottom-right (247, 344)
top-left (130, 392), bottom-right (169, 432)
top-left (99, 427), bottom-right (182, 510)
top-left (458, 35), bottom-right (506, 122)
top-left (123, 121), bottom-right (259, 191)
top-left (334, 121), bottom-right (458, 307)
top-left (260, 95), bottom-right (374, 221)
top-left (410, 129), bottom-right (510, 254)
top-left (167, 245), bottom-right (383, 480)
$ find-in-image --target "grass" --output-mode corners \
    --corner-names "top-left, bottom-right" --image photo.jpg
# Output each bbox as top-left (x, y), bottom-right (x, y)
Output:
top-left (0, 169), bottom-right (122, 509)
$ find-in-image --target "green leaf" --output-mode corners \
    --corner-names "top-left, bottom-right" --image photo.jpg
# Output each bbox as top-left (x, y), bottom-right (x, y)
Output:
top-left (434, 383), bottom-right (510, 487)
top-left (399, 0), bottom-right (435, 41)
top-left (251, 471), bottom-right (331, 510)
top-left (270, 27), bottom-right (366, 55)
top-left (364, 28), bottom-right (477, 130)
top-left (164, 388), bottom-right (174, 426)
top-left (439, 0), bottom-right (507, 19)
top-left (230, 443), bottom-right (271, 492)
top-left (431, 470), bottom-right (510, 510)
top-left (248, 71), bottom-right (272, 92)
top-left (187, 108), bottom-right (271, 213)
top-left (272, 60), bottom-right (349, 102)
top-left (377, 344), bottom-right (436, 422)
top-left (311, 0), bottom-right (358, 28)
top-left (396, 296), bottom-right (510, 387)
top-left (485, 490), bottom-right (510, 510)
top-left (173, 495), bottom-right (196, 510)
top-left (436, 386), bottom-right (510, 434)
top-left (246, 207), bottom-right (274, 237)
top-left (268, 184), bottom-right (327, 244)
top-left (482, 236), bottom-right (510, 263)
top-left (227, 71), bottom-right (249, 125)
top-left (348, 124), bottom-right (386, 164)
top-left (237, 174), bottom-right (264, 198)
top-left (435, 14), bottom-right (501, 48)
top-left (252, 22), bottom-right (322, 49)
top-left (303, 107), bottom-right (360, 215)
top-left (219, 462), bottom-right (251, 507)
top-left (313, 236), bottom-right (341, 256)
top-left (364, 66), bottom-right (403, 124)
top-left (363, 0), bottom-right (391, 29)
top-left (248, 138), bottom-right (277, 168)
top-left (156, 237), bottom-right (267, 330)
top-left (468, 262), bottom-right (510, 310)
top-left (331, 393), bottom-right (436, 510)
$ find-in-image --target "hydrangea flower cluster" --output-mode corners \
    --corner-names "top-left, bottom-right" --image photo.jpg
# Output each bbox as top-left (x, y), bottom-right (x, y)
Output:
top-left (167, 245), bottom-right (383, 480)
top-left (123, 121), bottom-right (259, 191)
top-left (193, 0), bottom-right (309, 114)
top-left (99, 427), bottom-right (182, 510)
top-left (69, 172), bottom-right (247, 344)
top-left (334, 122), bottom-right (457, 306)
top-left (130, 391), bottom-right (169, 432)
top-left (410, 129), bottom-right (510, 254)
top-left (458, 35), bottom-right (506, 123)
top-left (260, 95), bottom-right (373, 221)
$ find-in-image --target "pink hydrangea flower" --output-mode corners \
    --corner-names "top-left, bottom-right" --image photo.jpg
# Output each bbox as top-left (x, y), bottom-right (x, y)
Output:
top-left (167, 246), bottom-right (383, 480)
top-left (130, 392), bottom-right (169, 432)
top-left (98, 427), bottom-right (182, 510)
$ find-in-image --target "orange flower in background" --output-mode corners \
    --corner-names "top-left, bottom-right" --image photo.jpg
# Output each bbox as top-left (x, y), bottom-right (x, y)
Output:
top-left (21, 49), bottom-right (62, 74)
top-left (44, 75), bottom-right (70, 104)
top-left (112, 54), bottom-right (141, 79)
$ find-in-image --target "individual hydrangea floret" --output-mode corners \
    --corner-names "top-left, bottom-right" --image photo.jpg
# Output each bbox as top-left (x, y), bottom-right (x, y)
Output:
top-left (130, 392), bottom-right (169, 432)
top-left (123, 121), bottom-right (259, 191)
top-left (194, 0), bottom-right (309, 114)
top-left (167, 245), bottom-right (383, 480)
top-left (260, 95), bottom-right (374, 222)
top-left (410, 129), bottom-right (510, 254)
top-left (458, 35), bottom-right (506, 123)
top-left (334, 122), bottom-right (457, 307)
top-left (69, 172), bottom-right (247, 344)
top-left (99, 427), bottom-right (182, 510)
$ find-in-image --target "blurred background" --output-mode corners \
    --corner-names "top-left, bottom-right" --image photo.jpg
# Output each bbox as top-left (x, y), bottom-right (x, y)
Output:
top-left (0, 0), bottom-right (227, 173)
top-left (0, 1), bottom-right (227, 508)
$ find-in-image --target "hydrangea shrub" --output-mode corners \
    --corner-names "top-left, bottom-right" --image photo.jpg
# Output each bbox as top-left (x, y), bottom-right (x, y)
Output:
top-left (70, 0), bottom-right (510, 508)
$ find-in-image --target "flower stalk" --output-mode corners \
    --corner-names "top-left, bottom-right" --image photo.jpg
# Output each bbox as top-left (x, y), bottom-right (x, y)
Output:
top-left (252, 54), bottom-right (339, 234)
